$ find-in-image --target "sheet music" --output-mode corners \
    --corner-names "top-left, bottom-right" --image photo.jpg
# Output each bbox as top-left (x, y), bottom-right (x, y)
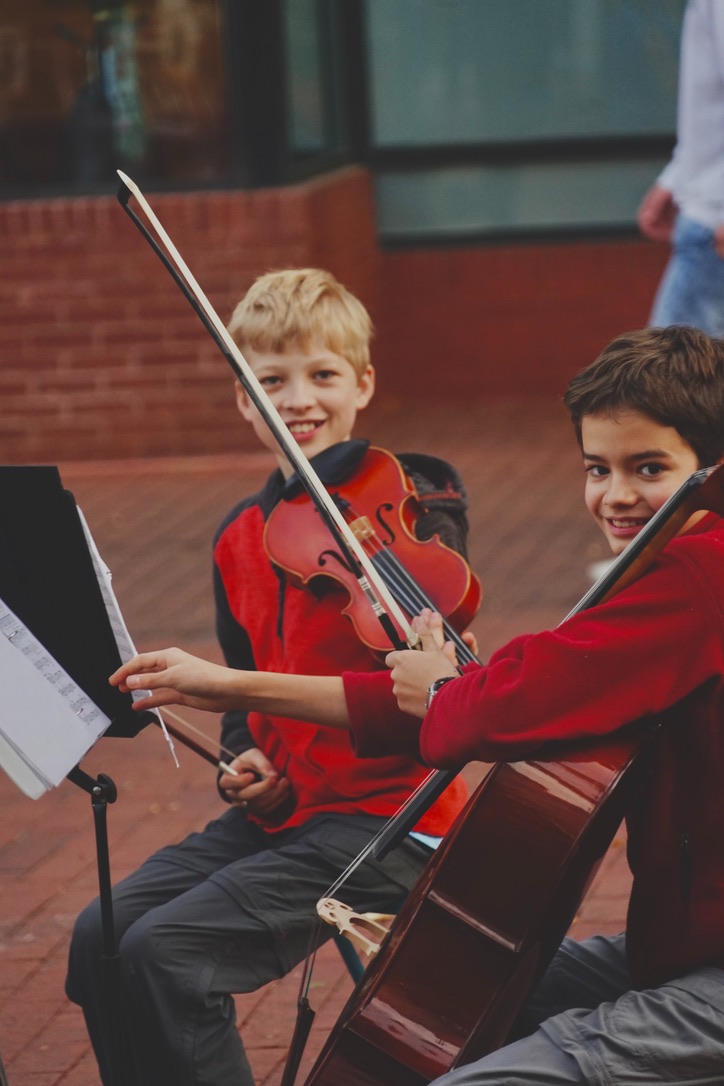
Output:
top-left (78, 508), bottom-right (139, 665)
top-left (77, 509), bottom-right (176, 763)
top-left (0, 495), bottom-right (176, 799)
top-left (0, 599), bottom-right (111, 797)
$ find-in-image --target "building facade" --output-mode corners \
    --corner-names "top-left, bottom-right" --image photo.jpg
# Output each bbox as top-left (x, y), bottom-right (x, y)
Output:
top-left (0, 0), bottom-right (683, 460)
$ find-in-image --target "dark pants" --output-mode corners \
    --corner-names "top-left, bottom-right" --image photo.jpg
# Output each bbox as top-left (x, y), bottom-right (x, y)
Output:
top-left (66, 807), bottom-right (429, 1086)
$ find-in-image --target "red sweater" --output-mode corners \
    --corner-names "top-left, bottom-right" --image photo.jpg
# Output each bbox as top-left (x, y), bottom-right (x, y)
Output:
top-left (343, 514), bottom-right (724, 988)
top-left (213, 441), bottom-right (469, 834)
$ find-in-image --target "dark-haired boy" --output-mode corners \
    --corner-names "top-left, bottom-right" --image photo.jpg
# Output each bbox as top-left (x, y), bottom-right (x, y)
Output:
top-left (114, 324), bottom-right (724, 1083)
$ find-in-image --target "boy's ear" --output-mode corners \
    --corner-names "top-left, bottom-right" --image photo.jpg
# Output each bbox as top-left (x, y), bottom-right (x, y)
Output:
top-left (355, 364), bottom-right (376, 410)
top-left (235, 380), bottom-right (255, 422)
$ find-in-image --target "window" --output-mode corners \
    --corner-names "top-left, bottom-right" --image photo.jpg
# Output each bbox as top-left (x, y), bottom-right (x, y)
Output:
top-left (365, 0), bottom-right (686, 240)
top-left (1, 0), bottom-right (230, 195)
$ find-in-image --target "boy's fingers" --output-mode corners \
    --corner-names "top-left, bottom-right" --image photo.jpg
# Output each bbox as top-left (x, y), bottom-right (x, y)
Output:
top-left (126, 690), bottom-right (174, 710)
top-left (125, 670), bottom-right (168, 690)
top-left (412, 610), bottom-right (445, 652)
top-left (110, 650), bottom-right (170, 686)
top-left (442, 640), bottom-right (459, 666)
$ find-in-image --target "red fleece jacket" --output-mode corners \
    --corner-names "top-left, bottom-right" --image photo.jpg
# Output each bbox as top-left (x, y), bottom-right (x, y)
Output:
top-left (213, 443), bottom-right (470, 834)
top-left (343, 515), bottom-right (724, 989)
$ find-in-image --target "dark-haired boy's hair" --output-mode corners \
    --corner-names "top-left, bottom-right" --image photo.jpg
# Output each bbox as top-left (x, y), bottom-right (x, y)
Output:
top-left (564, 326), bottom-right (724, 468)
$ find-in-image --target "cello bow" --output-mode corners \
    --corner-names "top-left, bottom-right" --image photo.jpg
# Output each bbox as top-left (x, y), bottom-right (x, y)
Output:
top-left (301, 463), bottom-right (724, 1086)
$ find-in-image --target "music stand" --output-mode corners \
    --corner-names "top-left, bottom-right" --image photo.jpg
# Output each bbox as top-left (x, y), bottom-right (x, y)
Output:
top-left (0, 466), bottom-right (156, 1086)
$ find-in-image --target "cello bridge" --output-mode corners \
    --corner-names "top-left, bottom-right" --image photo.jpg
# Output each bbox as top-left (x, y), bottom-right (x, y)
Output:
top-left (317, 897), bottom-right (394, 959)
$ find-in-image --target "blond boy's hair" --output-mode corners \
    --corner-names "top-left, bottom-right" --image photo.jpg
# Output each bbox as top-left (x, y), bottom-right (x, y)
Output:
top-left (227, 268), bottom-right (373, 377)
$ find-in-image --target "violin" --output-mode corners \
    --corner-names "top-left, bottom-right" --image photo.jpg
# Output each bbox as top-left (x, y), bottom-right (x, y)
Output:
top-left (263, 445), bottom-right (482, 658)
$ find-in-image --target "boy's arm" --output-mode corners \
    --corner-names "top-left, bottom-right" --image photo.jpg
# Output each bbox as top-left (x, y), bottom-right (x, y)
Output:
top-left (414, 549), bottom-right (724, 769)
top-left (110, 648), bottom-right (352, 726)
top-left (341, 538), bottom-right (724, 768)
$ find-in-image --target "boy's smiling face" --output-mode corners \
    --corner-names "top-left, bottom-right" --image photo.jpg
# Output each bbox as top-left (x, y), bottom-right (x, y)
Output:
top-left (581, 409), bottom-right (701, 555)
top-left (235, 341), bottom-right (375, 475)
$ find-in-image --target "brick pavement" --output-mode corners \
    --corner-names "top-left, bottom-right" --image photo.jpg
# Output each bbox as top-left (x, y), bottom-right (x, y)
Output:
top-left (0, 399), bottom-right (632, 1085)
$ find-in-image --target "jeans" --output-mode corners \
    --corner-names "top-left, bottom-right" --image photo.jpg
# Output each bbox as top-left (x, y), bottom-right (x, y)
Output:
top-left (432, 934), bottom-right (724, 1085)
top-left (650, 214), bottom-right (724, 337)
top-left (65, 808), bottom-right (429, 1086)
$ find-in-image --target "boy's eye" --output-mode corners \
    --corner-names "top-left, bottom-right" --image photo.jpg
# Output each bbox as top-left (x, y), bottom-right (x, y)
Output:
top-left (314, 369), bottom-right (338, 381)
top-left (584, 464), bottom-right (608, 478)
top-left (640, 463), bottom-right (665, 477)
top-left (259, 375), bottom-right (282, 388)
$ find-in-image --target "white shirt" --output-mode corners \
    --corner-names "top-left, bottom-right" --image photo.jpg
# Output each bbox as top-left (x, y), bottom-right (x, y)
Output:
top-left (658, 0), bottom-right (724, 228)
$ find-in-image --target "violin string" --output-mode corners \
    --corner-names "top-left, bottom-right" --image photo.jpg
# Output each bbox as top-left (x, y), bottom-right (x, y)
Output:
top-left (370, 549), bottom-right (478, 665)
top-left (340, 496), bottom-right (478, 663)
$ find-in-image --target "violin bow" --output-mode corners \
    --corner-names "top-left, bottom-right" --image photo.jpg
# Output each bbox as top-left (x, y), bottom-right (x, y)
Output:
top-left (115, 171), bottom-right (414, 653)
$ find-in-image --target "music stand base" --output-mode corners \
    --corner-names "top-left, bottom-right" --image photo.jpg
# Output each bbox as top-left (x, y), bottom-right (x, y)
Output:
top-left (67, 766), bottom-right (130, 1086)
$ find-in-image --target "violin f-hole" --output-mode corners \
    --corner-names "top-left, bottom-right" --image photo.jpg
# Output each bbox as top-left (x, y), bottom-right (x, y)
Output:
top-left (318, 549), bottom-right (356, 576)
top-left (374, 502), bottom-right (396, 546)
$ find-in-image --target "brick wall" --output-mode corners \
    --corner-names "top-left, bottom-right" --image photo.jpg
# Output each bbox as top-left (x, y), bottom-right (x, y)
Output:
top-left (373, 239), bottom-right (668, 401)
top-left (0, 168), bottom-right (379, 462)
top-left (0, 167), bottom-right (668, 463)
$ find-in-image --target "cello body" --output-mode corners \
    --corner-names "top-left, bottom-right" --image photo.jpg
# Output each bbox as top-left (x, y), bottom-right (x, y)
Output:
top-left (304, 730), bottom-right (646, 1085)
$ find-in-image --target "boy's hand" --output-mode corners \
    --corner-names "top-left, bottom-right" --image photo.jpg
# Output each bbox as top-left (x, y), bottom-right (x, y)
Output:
top-left (385, 610), bottom-right (459, 718)
top-left (110, 648), bottom-right (247, 713)
top-left (220, 747), bottom-right (291, 816)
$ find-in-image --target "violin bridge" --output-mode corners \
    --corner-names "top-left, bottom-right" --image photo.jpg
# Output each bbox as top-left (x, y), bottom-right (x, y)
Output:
top-left (348, 516), bottom-right (375, 543)
top-left (316, 897), bottom-right (394, 959)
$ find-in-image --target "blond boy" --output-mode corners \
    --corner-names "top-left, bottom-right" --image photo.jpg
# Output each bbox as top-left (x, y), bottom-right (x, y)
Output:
top-left (67, 268), bottom-right (471, 1086)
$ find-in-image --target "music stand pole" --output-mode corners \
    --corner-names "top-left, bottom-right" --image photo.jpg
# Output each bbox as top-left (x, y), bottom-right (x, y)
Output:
top-left (67, 766), bottom-right (131, 1086)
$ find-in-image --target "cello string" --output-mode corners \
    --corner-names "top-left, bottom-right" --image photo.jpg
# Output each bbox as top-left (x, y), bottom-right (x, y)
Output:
top-left (319, 766), bottom-right (444, 903)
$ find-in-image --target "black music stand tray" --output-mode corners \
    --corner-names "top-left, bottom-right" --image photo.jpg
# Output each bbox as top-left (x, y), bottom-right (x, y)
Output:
top-left (0, 466), bottom-right (156, 1086)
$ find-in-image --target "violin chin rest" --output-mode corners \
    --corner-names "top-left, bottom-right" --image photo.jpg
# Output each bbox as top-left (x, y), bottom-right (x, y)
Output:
top-left (316, 897), bottom-right (394, 959)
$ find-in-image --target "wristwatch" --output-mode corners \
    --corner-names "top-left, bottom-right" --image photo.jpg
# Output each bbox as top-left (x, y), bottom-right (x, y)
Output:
top-left (425, 674), bottom-right (457, 711)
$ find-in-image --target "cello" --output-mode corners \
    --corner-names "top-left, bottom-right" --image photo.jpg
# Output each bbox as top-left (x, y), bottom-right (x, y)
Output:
top-left (301, 461), bottom-right (724, 1085)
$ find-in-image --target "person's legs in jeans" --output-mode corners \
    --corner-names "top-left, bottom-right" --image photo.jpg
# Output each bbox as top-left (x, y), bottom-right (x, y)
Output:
top-left (650, 215), bottom-right (724, 337)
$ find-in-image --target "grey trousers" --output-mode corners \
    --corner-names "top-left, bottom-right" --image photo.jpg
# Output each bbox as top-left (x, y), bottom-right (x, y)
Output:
top-left (433, 934), bottom-right (724, 1085)
top-left (66, 807), bottom-right (429, 1086)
